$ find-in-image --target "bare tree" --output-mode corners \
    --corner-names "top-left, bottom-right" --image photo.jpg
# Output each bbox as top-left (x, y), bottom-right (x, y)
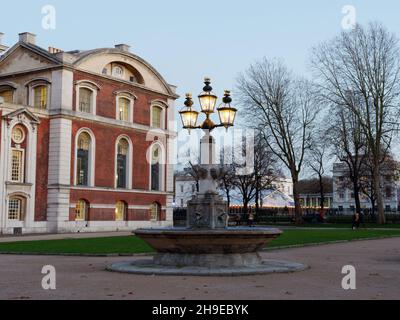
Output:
top-left (311, 23), bottom-right (400, 223)
top-left (326, 106), bottom-right (367, 215)
top-left (306, 137), bottom-right (328, 211)
top-left (232, 132), bottom-right (277, 214)
top-left (237, 59), bottom-right (319, 224)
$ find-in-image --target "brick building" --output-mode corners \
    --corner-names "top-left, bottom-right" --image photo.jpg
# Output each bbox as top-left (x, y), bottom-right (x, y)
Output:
top-left (0, 32), bottom-right (177, 234)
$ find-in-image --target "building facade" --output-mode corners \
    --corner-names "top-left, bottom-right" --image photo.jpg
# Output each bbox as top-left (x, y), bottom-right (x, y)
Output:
top-left (0, 32), bottom-right (177, 234)
top-left (332, 162), bottom-right (399, 212)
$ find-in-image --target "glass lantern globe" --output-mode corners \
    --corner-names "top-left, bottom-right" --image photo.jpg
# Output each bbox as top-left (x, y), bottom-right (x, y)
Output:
top-left (217, 90), bottom-right (237, 129)
top-left (179, 94), bottom-right (199, 129)
top-left (198, 78), bottom-right (217, 114)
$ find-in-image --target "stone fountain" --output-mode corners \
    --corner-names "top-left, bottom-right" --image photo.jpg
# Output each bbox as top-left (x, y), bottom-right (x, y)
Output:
top-left (107, 134), bottom-right (306, 276)
top-left (107, 79), bottom-right (306, 275)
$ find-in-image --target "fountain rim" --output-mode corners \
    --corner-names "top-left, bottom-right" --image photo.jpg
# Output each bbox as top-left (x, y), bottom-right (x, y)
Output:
top-left (134, 227), bottom-right (283, 236)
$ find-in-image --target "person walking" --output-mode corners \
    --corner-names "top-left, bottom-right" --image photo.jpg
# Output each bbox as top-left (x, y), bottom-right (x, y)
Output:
top-left (352, 212), bottom-right (360, 230)
top-left (248, 211), bottom-right (255, 227)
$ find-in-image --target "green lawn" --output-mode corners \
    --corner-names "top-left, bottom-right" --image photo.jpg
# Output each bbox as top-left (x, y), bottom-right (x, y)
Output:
top-left (266, 223), bottom-right (400, 229)
top-left (0, 229), bottom-right (399, 255)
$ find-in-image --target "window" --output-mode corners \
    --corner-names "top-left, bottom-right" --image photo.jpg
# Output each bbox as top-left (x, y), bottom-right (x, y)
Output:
top-left (180, 199), bottom-right (184, 207)
top-left (116, 139), bottom-right (129, 188)
top-left (118, 97), bottom-right (130, 121)
top-left (76, 132), bottom-right (91, 186)
top-left (0, 88), bottom-right (13, 103)
top-left (115, 201), bottom-right (126, 221)
top-left (180, 185), bottom-right (184, 193)
top-left (151, 145), bottom-right (162, 191)
top-left (12, 127), bottom-right (25, 144)
top-left (150, 202), bottom-right (161, 221)
top-left (79, 87), bottom-right (92, 113)
top-left (339, 193), bottom-right (345, 199)
top-left (75, 199), bottom-right (88, 221)
top-left (151, 106), bottom-right (163, 128)
top-left (11, 149), bottom-right (24, 182)
top-left (8, 197), bottom-right (23, 220)
top-left (112, 66), bottom-right (124, 78)
top-left (33, 85), bottom-right (47, 109)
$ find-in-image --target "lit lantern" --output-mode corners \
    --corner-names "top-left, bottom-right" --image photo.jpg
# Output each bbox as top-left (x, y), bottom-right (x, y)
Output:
top-left (179, 93), bottom-right (199, 129)
top-left (217, 90), bottom-right (237, 129)
top-left (198, 78), bottom-right (218, 114)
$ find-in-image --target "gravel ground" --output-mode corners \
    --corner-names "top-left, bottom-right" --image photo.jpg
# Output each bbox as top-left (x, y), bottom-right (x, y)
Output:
top-left (0, 237), bottom-right (399, 300)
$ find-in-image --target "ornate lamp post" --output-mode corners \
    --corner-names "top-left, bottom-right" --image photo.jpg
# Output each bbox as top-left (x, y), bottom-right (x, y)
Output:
top-left (178, 78), bottom-right (238, 229)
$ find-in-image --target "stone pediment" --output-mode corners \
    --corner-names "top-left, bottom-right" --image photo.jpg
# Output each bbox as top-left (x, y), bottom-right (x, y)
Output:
top-left (3, 108), bottom-right (41, 125)
top-left (0, 43), bottom-right (61, 75)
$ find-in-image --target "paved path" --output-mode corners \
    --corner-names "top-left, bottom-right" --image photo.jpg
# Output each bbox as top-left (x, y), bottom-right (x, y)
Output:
top-left (0, 231), bottom-right (131, 243)
top-left (0, 237), bottom-right (399, 300)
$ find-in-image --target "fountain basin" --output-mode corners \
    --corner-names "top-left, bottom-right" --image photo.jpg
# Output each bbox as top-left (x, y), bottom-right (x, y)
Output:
top-left (134, 227), bottom-right (282, 254)
top-left (107, 227), bottom-right (308, 275)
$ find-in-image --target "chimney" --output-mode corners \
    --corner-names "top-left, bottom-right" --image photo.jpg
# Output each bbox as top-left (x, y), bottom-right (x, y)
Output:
top-left (0, 32), bottom-right (9, 53)
top-left (115, 44), bottom-right (130, 52)
top-left (19, 32), bottom-right (36, 45)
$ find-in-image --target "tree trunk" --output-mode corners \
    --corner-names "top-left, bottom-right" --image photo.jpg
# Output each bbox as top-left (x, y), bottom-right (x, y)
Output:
top-left (255, 177), bottom-right (260, 215)
top-left (373, 162), bottom-right (385, 224)
top-left (352, 178), bottom-right (361, 215)
top-left (319, 174), bottom-right (325, 211)
top-left (292, 172), bottom-right (302, 225)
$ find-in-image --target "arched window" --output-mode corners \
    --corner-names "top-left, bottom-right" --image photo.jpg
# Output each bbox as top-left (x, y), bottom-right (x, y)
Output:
top-left (150, 202), bottom-right (161, 221)
top-left (118, 97), bottom-right (130, 121)
top-left (78, 87), bottom-right (93, 113)
top-left (115, 201), bottom-right (127, 221)
top-left (75, 199), bottom-right (89, 221)
top-left (33, 85), bottom-right (48, 109)
top-left (8, 196), bottom-right (25, 220)
top-left (76, 132), bottom-right (91, 186)
top-left (0, 86), bottom-right (14, 103)
top-left (116, 138), bottom-right (129, 188)
top-left (150, 144), bottom-right (163, 191)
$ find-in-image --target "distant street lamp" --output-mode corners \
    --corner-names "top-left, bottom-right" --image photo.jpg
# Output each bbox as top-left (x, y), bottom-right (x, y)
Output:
top-left (179, 78), bottom-right (237, 132)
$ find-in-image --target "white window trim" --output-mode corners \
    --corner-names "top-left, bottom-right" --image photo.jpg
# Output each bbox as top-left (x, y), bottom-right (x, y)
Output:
top-left (75, 81), bottom-right (99, 115)
top-left (7, 195), bottom-right (26, 221)
top-left (115, 135), bottom-right (133, 189)
top-left (150, 101), bottom-right (167, 130)
top-left (9, 147), bottom-right (25, 183)
top-left (27, 79), bottom-right (51, 109)
top-left (115, 93), bottom-right (135, 123)
top-left (148, 142), bottom-right (166, 192)
top-left (74, 128), bottom-right (96, 187)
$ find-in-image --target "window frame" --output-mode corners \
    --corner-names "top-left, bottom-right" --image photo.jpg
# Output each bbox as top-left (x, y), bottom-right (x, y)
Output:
top-left (115, 201), bottom-right (127, 221)
top-left (115, 93), bottom-right (135, 123)
top-left (148, 142), bottom-right (165, 192)
top-left (74, 129), bottom-right (95, 187)
top-left (8, 196), bottom-right (26, 221)
top-left (0, 87), bottom-right (15, 103)
top-left (75, 81), bottom-right (99, 115)
top-left (150, 102), bottom-right (167, 129)
top-left (115, 136), bottom-right (133, 189)
top-left (10, 148), bottom-right (25, 183)
top-left (75, 199), bottom-right (89, 221)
